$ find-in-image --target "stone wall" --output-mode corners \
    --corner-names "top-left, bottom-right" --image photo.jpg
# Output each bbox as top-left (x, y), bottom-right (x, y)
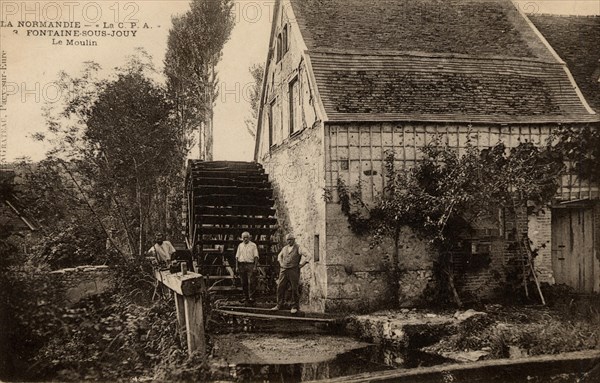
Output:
top-left (459, 207), bottom-right (529, 300)
top-left (395, 228), bottom-right (437, 307)
top-left (49, 265), bottom-right (114, 305)
top-left (261, 126), bottom-right (327, 312)
top-left (325, 205), bottom-right (397, 312)
top-left (257, 0), bottom-right (328, 312)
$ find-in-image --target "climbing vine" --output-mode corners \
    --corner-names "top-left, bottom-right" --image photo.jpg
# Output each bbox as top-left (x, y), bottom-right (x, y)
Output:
top-left (554, 125), bottom-right (600, 183)
top-left (338, 138), bottom-right (564, 306)
top-left (336, 179), bottom-right (373, 235)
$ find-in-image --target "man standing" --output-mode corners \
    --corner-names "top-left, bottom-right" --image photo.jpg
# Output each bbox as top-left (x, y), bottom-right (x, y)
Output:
top-left (235, 231), bottom-right (259, 304)
top-left (272, 233), bottom-right (309, 314)
top-left (147, 233), bottom-right (176, 266)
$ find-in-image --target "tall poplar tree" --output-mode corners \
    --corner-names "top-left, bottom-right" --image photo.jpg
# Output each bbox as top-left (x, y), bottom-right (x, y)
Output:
top-left (164, 0), bottom-right (235, 160)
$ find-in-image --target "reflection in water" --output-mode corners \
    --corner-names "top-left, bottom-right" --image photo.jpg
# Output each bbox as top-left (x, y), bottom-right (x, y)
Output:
top-left (228, 345), bottom-right (452, 382)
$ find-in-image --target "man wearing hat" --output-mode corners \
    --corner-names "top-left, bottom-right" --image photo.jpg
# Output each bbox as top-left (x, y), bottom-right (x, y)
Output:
top-left (272, 233), bottom-right (309, 314)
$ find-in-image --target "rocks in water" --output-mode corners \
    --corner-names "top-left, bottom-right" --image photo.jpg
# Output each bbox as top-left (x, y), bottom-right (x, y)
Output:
top-left (454, 309), bottom-right (486, 321)
top-left (443, 349), bottom-right (490, 362)
top-left (509, 345), bottom-right (528, 359)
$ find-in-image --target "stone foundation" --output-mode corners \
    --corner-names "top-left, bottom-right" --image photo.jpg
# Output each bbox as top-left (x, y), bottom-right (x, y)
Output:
top-left (324, 205), bottom-right (397, 312)
top-left (398, 270), bottom-right (435, 307)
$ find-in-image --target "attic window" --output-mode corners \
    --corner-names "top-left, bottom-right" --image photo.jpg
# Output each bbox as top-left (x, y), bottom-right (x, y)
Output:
top-left (276, 33), bottom-right (283, 62)
top-left (289, 76), bottom-right (300, 135)
top-left (282, 25), bottom-right (289, 54)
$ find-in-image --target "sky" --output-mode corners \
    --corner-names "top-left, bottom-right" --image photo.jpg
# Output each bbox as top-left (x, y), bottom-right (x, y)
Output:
top-left (0, 0), bottom-right (598, 163)
top-left (0, 0), bottom-right (273, 162)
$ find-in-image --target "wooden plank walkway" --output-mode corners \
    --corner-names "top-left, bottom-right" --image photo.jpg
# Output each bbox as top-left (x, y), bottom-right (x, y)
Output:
top-left (215, 305), bottom-right (343, 324)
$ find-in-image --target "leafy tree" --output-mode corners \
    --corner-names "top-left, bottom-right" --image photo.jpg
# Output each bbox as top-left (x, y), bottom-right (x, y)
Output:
top-left (6, 52), bottom-right (196, 382)
top-left (36, 53), bottom-right (187, 259)
top-left (554, 126), bottom-right (600, 183)
top-left (244, 63), bottom-right (265, 138)
top-left (84, 71), bottom-right (183, 255)
top-left (36, 62), bottom-right (107, 160)
top-left (0, 169), bottom-right (14, 199)
top-left (8, 159), bottom-right (108, 269)
top-left (164, 0), bottom-right (235, 160)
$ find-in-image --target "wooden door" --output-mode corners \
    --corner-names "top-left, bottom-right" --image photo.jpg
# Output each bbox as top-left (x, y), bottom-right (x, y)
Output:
top-left (551, 207), bottom-right (599, 293)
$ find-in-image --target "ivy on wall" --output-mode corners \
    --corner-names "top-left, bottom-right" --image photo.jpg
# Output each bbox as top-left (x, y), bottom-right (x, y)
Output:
top-left (336, 137), bottom-right (565, 306)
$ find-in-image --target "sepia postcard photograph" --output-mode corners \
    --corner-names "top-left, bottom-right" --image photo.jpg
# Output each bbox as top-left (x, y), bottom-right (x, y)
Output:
top-left (1, 0), bottom-right (599, 381)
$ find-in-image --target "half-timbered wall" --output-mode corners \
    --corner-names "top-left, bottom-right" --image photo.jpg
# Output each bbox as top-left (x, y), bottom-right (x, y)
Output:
top-left (323, 122), bottom-right (596, 304)
top-left (325, 123), bottom-right (597, 204)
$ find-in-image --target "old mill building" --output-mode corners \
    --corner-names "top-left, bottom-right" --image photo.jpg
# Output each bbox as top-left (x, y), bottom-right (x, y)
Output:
top-left (254, 0), bottom-right (600, 312)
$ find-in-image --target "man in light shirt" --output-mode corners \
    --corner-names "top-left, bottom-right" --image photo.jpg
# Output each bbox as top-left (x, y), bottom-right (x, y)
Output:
top-left (272, 233), bottom-right (309, 314)
top-left (147, 233), bottom-right (176, 266)
top-left (235, 231), bottom-right (259, 304)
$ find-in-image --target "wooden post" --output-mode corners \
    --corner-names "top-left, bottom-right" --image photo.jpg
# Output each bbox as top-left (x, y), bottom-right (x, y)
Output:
top-left (174, 292), bottom-right (186, 343)
top-left (155, 269), bottom-right (206, 357)
top-left (183, 294), bottom-right (206, 356)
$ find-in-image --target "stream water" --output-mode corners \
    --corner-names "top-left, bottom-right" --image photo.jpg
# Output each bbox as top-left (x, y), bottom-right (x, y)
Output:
top-left (216, 338), bottom-right (587, 383)
top-left (211, 313), bottom-right (593, 383)
top-left (217, 340), bottom-right (451, 382)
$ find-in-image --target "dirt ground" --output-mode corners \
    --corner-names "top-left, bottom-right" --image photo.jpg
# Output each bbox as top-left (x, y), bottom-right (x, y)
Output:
top-left (211, 333), bottom-right (372, 365)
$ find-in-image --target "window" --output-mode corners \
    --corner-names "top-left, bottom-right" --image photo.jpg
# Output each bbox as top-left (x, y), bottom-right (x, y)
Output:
top-left (288, 76), bottom-right (300, 135)
top-left (314, 234), bottom-right (320, 262)
top-left (268, 99), bottom-right (275, 147)
top-left (276, 33), bottom-right (283, 62)
top-left (282, 25), bottom-right (289, 54)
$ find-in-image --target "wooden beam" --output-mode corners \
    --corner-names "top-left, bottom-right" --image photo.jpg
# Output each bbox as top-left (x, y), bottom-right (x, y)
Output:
top-left (174, 292), bottom-right (186, 342)
top-left (154, 270), bottom-right (205, 296)
top-left (183, 294), bottom-right (206, 356)
top-left (214, 309), bottom-right (340, 323)
top-left (313, 350), bottom-right (600, 383)
top-left (221, 305), bottom-right (339, 320)
top-left (154, 270), bottom-right (206, 356)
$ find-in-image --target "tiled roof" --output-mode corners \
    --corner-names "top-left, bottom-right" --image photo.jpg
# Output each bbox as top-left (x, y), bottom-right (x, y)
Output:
top-left (531, 15), bottom-right (600, 113)
top-left (292, 0), bottom-right (555, 60)
top-left (310, 53), bottom-right (598, 123)
top-left (288, 0), bottom-right (598, 123)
